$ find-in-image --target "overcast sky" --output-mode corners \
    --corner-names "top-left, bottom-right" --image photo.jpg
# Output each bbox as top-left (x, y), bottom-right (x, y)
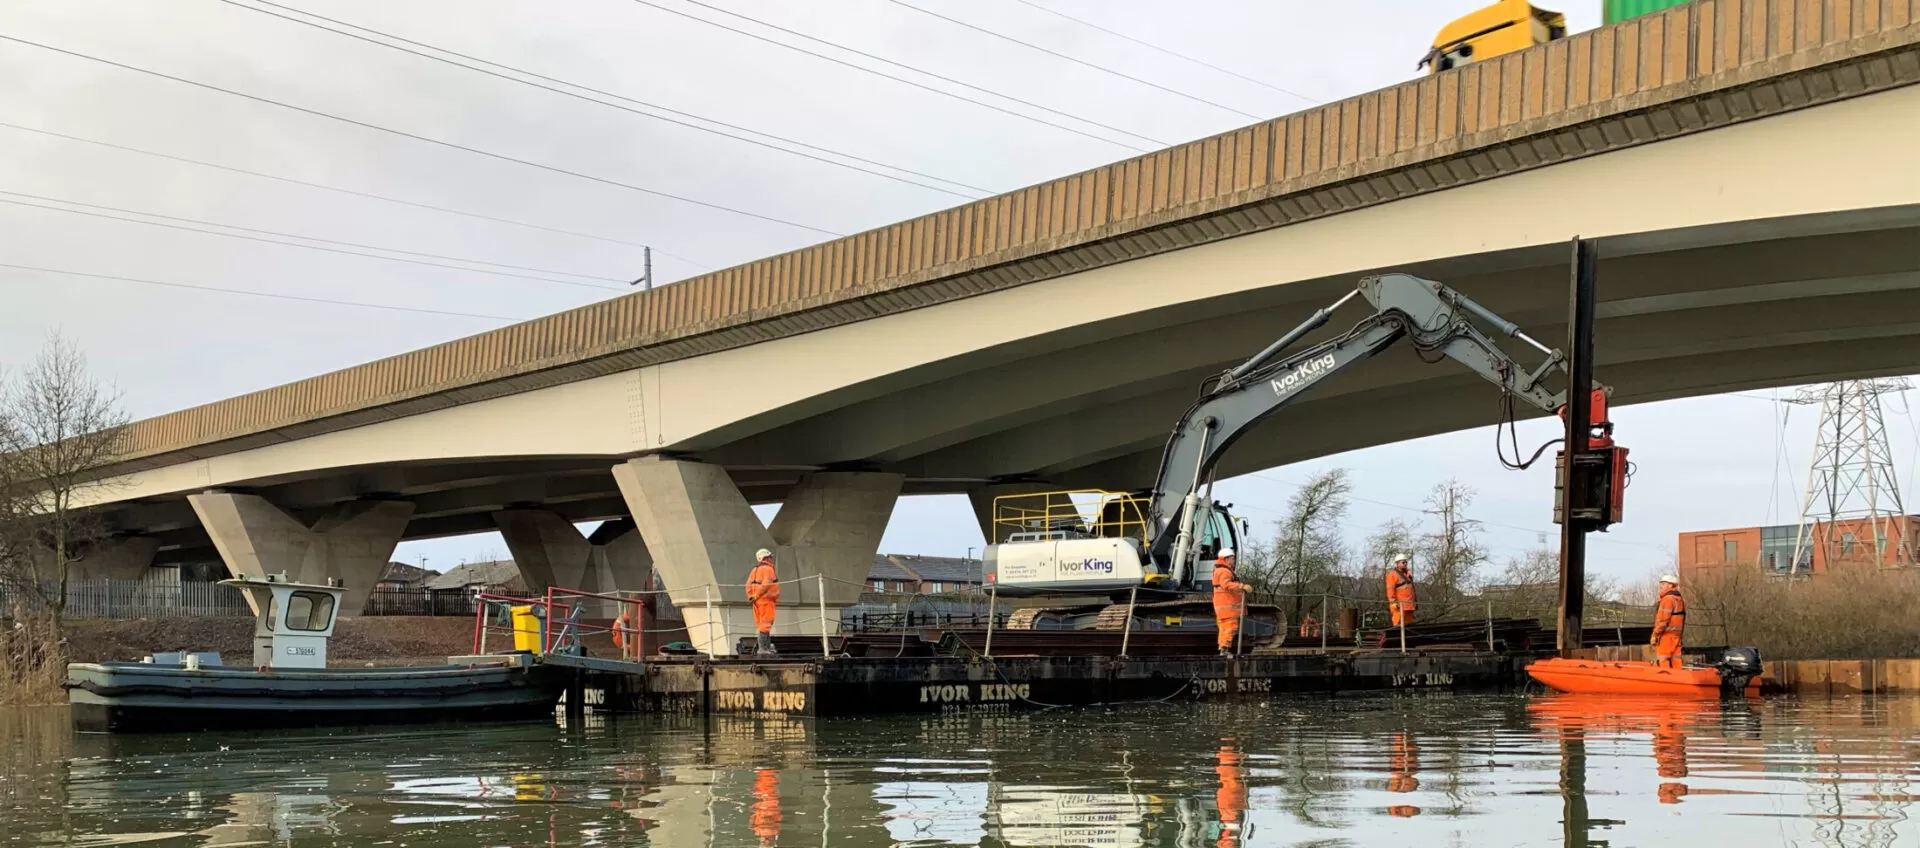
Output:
top-left (5, 0), bottom-right (1915, 588)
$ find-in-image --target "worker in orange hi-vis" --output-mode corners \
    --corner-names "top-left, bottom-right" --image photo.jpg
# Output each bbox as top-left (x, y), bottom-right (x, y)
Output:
top-left (1298, 613), bottom-right (1319, 639)
top-left (746, 548), bottom-right (781, 655)
top-left (1651, 574), bottom-right (1686, 668)
top-left (1211, 549), bottom-right (1248, 657)
top-left (1385, 553), bottom-right (1417, 628)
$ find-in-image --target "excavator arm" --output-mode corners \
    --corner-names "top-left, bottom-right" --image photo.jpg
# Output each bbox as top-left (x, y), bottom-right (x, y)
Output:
top-left (1149, 273), bottom-right (1575, 583)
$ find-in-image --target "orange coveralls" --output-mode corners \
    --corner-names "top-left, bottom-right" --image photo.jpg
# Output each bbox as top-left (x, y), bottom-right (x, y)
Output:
top-left (746, 558), bottom-right (780, 634)
top-left (1652, 587), bottom-right (1686, 668)
top-left (1386, 565), bottom-right (1417, 627)
top-left (1212, 560), bottom-right (1247, 652)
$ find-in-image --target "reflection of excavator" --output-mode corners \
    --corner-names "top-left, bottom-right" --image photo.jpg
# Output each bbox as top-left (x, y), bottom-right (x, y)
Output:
top-left (986, 273), bottom-right (1616, 631)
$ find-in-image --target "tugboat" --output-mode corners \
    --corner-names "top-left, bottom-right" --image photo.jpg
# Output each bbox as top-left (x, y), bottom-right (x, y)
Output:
top-left (65, 574), bottom-right (562, 733)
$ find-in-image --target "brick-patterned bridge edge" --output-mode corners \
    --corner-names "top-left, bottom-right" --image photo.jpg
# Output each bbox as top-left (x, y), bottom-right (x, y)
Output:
top-left (115, 1), bottom-right (1920, 472)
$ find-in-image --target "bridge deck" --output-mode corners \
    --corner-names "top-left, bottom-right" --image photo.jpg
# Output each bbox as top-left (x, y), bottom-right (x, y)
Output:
top-left (110, 1), bottom-right (1920, 475)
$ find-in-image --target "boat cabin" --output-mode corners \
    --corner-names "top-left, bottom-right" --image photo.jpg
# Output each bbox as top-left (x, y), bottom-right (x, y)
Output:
top-left (220, 574), bottom-right (344, 670)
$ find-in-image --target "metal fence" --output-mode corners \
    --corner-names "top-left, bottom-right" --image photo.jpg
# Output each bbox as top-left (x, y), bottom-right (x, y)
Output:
top-left (1, 580), bottom-right (483, 619)
top-left (362, 588), bottom-right (480, 617)
top-left (3, 579), bottom-right (254, 619)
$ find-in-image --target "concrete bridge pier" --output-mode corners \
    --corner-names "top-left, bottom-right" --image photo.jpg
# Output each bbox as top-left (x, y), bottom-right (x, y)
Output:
top-left (968, 481), bottom-right (1057, 543)
top-left (493, 510), bottom-right (654, 618)
top-left (57, 535), bottom-right (160, 581)
top-left (186, 492), bottom-right (413, 615)
top-left (613, 457), bottom-right (901, 655)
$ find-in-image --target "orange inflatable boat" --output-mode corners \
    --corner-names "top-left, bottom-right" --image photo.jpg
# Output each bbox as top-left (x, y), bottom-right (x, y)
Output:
top-left (1527, 656), bottom-right (1762, 697)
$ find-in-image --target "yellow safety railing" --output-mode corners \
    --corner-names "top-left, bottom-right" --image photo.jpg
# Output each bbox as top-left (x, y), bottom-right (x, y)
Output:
top-left (989, 489), bottom-right (1151, 546)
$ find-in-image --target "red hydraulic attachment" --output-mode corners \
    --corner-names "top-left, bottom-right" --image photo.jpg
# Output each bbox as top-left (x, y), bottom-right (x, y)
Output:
top-left (1554, 388), bottom-right (1627, 530)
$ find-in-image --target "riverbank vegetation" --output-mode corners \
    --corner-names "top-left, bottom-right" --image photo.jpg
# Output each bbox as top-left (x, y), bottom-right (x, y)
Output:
top-left (1691, 565), bottom-right (1920, 660)
top-left (1, 336), bottom-right (127, 704)
top-left (0, 607), bottom-right (66, 706)
top-left (1231, 469), bottom-right (1919, 661)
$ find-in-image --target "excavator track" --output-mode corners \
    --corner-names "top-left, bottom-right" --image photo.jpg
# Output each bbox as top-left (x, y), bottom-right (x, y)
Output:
top-left (1005, 598), bottom-right (1286, 636)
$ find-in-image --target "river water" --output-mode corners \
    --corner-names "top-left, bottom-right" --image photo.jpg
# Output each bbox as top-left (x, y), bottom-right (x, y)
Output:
top-left (3, 693), bottom-right (1916, 847)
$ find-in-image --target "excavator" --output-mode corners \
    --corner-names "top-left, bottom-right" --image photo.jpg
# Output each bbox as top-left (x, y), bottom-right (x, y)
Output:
top-left (983, 272), bottom-right (1627, 634)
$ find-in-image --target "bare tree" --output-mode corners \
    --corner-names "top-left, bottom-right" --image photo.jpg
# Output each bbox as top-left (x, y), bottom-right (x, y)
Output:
top-left (1362, 517), bottom-right (1418, 582)
top-left (1486, 535), bottom-right (1559, 620)
top-left (1268, 469), bottom-right (1352, 621)
top-left (1414, 480), bottom-right (1490, 619)
top-left (0, 334), bottom-right (128, 624)
top-left (1615, 566), bottom-right (1667, 608)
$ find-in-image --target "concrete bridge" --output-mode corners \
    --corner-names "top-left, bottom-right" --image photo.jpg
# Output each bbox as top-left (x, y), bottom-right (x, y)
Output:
top-left (71, 2), bottom-right (1920, 652)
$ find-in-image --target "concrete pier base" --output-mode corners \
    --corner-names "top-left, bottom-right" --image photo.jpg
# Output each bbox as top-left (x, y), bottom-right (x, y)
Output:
top-left (493, 510), bottom-right (654, 619)
top-left (187, 493), bottom-right (413, 614)
top-left (613, 457), bottom-right (901, 655)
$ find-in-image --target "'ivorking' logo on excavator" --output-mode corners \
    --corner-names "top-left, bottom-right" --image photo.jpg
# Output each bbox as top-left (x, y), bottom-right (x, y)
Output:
top-left (1270, 354), bottom-right (1337, 398)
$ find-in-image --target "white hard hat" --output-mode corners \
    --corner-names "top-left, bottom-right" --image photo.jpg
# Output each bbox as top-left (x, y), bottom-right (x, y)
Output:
top-left (1394, 552), bottom-right (1411, 563)
top-left (1219, 548), bottom-right (1236, 558)
top-left (755, 548), bottom-right (774, 560)
top-left (1659, 574), bottom-right (1679, 585)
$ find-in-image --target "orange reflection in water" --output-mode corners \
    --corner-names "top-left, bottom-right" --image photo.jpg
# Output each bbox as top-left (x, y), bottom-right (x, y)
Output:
top-left (1214, 744), bottom-right (1246, 847)
top-left (1386, 731), bottom-right (1421, 817)
top-left (750, 769), bottom-right (782, 846)
top-left (1529, 694), bottom-right (1716, 806)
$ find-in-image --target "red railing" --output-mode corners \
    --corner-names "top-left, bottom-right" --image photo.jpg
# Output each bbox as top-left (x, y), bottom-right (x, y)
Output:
top-left (469, 586), bottom-right (649, 659)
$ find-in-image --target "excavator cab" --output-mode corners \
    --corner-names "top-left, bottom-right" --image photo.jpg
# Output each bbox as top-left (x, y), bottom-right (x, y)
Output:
top-left (1421, 0), bottom-right (1568, 74)
top-left (983, 489), bottom-right (1240, 595)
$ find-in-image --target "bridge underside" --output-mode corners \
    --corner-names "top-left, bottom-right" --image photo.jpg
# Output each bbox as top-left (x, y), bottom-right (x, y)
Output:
top-left (105, 205), bottom-right (1920, 567)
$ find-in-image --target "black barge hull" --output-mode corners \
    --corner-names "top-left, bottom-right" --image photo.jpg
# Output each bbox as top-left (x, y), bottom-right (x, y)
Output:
top-left (66, 661), bottom-right (562, 734)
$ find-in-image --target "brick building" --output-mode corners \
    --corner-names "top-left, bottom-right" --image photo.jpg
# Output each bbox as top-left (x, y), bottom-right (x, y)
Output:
top-left (1679, 516), bottom-right (1918, 581)
top-left (866, 554), bottom-right (982, 595)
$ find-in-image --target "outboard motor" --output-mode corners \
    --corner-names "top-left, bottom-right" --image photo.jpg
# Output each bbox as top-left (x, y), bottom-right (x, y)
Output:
top-left (1713, 646), bottom-right (1762, 697)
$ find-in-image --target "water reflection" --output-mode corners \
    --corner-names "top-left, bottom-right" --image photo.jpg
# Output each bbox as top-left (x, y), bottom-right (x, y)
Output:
top-left (3, 694), bottom-right (1916, 846)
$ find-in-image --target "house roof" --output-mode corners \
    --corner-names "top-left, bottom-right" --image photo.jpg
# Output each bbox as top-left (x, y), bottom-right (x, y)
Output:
top-left (869, 554), bottom-right (981, 584)
top-left (425, 560), bottom-right (523, 591)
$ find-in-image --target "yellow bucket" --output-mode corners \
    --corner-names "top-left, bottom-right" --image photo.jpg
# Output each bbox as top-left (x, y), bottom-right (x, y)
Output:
top-left (510, 604), bottom-right (545, 653)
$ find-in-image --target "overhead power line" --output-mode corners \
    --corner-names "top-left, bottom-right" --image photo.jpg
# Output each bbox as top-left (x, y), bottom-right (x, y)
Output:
top-left (1007, 0), bottom-right (1318, 106)
top-left (0, 262), bottom-right (518, 321)
top-left (0, 120), bottom-right (710, 270)
top-left (1247, 471), bottom-right (1672, 554)
top-left (0, 34), bottom-right (841, 237)
top-left (0, 189), bottom-right (626, 290)
top-left (640, 0), bottom-right (1165, 150)
top-left (886, 0), bottom-right (1265, 121)
top-left (215, 0), bottom-right (989, 199)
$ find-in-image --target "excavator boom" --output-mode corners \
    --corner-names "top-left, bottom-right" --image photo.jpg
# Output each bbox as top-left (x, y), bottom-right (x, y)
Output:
top-left (1149, 273), bottom-right (1576, 583)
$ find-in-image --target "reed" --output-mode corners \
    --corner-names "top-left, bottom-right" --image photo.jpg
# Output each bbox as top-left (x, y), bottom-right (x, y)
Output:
top-left (1690, 566), bottom-right (1920, 660)
top-left (0, 605), bottom-right (68, 705)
